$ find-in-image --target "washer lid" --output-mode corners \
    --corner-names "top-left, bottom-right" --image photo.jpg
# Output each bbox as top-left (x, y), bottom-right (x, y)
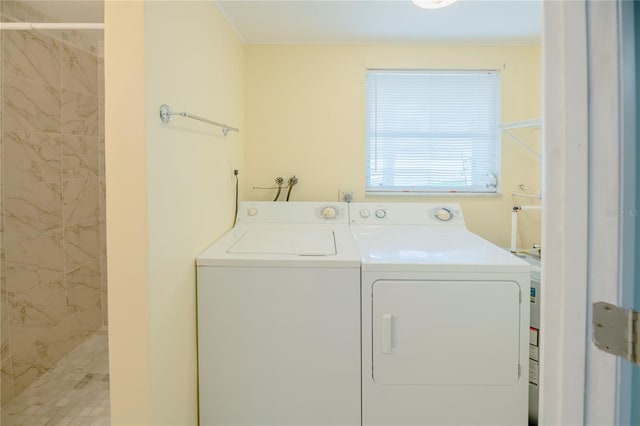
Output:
top-left (227, 229), bottom-right (336, 255)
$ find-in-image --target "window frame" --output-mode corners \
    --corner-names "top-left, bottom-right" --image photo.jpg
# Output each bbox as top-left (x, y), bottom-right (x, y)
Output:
top-left (365, 68), bottom-right (502, 196)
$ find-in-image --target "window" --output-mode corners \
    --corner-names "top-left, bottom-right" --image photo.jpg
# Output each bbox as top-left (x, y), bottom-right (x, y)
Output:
top-left (365, 69), bottom-right (501, 194)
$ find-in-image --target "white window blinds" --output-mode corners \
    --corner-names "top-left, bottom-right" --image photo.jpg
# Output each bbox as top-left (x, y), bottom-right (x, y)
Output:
top-left (366, 69), bottom-right (501, 194)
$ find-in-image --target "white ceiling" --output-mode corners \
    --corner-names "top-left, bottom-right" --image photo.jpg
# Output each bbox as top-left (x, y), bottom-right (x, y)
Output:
top-left (11, 0), bottom-right (541, 45)
top-left (215, 0), bottom-right (542, 45)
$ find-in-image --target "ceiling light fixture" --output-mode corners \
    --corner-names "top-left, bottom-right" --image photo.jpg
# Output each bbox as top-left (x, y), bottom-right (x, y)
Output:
top-left (412, 0), bottom-right (457, 9)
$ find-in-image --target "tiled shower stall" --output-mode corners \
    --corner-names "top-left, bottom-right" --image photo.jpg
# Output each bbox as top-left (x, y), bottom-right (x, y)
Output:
top-left (0, 1), bottom-right (106, 406)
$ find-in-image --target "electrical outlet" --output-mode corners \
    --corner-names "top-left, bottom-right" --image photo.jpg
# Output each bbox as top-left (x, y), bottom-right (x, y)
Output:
top-left (339, 190), bottom-right (354, 203)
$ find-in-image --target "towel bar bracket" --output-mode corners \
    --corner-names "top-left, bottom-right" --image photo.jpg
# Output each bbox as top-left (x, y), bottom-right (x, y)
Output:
top-left (159, 104), bottom-right (173, 124)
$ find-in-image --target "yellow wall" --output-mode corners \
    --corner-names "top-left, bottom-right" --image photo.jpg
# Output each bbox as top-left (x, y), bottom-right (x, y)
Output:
top-left (244, 45), bottom-right (541, 248)
top-left (106, 1), bottom-right (244, 424)
top-left (106, 4), bottom-right (539, 422)
top-left (145, 1), bottom-right (244, 424)
top-left (105, 1), bottom-right (152, 424)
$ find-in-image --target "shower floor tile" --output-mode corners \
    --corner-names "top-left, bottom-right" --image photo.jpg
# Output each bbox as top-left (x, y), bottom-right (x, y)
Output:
top-left (2, 327), bottom-right (110, 426)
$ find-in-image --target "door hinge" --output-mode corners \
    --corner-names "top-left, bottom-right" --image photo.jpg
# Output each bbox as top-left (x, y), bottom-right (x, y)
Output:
top-left (592, 302), bottom-right (640, 365)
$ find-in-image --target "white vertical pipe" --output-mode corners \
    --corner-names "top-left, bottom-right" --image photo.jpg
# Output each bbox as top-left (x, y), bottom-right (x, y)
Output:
top-left (511, 210), bottom-right (518, 253)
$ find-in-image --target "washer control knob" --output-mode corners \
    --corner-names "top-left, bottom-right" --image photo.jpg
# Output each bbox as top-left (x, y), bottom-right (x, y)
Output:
top-left (375, 209), bottom-right (387, 219)
top-left (359, 209), bottom-right (371, 218)
top-left (322, 207), bottom-right (337, 219)
top-left (436, 208), bottom-right (453, 221)
top-left (247, 207), bottom-right (258, 217)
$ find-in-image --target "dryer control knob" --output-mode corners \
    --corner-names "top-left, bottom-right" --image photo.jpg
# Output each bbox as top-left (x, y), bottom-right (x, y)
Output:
top-left (375, 209), bottom-right (387, 219)
top-left (436, 208), bottom-right (453, 221)
top-left (360, 209), bottom-right (371, 218)
top-left (247, 207), bottom-right (258, 217)
top-left (323, 207), bottom-right (337, 219)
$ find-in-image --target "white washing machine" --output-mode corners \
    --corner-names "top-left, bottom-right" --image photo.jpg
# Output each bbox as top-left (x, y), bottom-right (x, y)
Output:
top-left (349, 202), bottom-right (531, 426)
top-left (196, 202), bottom-right (361, 426)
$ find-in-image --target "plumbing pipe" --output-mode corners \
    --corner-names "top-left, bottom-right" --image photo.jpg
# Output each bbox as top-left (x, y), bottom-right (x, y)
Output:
top-left (518, 205), bottom-right (542, 211)
top-left (510, 205), bottom-right (542, 253)
top-left (511, 209), bottom-right (518, 253)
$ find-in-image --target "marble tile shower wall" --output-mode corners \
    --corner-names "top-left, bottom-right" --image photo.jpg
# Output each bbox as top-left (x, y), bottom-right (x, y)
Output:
top-left (0, 28), bottom-right (106, 406)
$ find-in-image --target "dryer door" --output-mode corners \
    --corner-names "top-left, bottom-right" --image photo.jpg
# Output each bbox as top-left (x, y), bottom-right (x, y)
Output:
top-left (372, 280), bottom-right (521, 385)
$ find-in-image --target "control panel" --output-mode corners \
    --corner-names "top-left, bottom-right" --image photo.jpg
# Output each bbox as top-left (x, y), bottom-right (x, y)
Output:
top-left (236, 201), bottom-right (349, 224)
top-left (349, 203), bottom-right (465, 226)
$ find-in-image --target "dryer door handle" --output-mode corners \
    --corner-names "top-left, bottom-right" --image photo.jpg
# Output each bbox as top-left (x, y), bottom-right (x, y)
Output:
top-left (382, 314), bottom-right (393, 354)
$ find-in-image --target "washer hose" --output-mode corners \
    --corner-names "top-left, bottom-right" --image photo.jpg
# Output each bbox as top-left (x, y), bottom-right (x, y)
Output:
top-left (286, 176), bottom-right (298, 201)
top-left (273, 177), bottom-right (284, 201)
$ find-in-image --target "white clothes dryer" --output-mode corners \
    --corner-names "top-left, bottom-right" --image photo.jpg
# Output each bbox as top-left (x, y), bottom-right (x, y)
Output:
top-left (197, 202), bottom-right (361, 426)
top-left (349, 203), bottom-right (530, 426)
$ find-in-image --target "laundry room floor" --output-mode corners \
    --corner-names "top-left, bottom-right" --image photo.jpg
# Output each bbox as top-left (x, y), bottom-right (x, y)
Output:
top-left (2, 327), bottom-right (110, 426)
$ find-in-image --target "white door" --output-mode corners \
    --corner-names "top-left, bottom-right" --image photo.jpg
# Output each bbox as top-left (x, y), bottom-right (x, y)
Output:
top-left (542, 1), bottom-right (639, 424)
top-left (371, 280), bottom-right (521, 386)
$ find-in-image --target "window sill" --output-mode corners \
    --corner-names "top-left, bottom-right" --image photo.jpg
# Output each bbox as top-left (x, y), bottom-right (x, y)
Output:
top-left (365, 190), bottom-right (502, 197)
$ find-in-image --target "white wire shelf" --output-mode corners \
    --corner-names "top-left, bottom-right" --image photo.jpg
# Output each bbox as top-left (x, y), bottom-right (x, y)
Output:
top-left (501, 118), bottom-right (542, 159)
top-left (501, 118), bottom-right (543, 129)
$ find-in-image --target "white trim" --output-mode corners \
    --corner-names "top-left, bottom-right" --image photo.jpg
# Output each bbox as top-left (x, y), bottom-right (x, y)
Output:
top-left (541, 1), bottom-right (589, 424)
top-left (584, 2), bottom-right (623, 424)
